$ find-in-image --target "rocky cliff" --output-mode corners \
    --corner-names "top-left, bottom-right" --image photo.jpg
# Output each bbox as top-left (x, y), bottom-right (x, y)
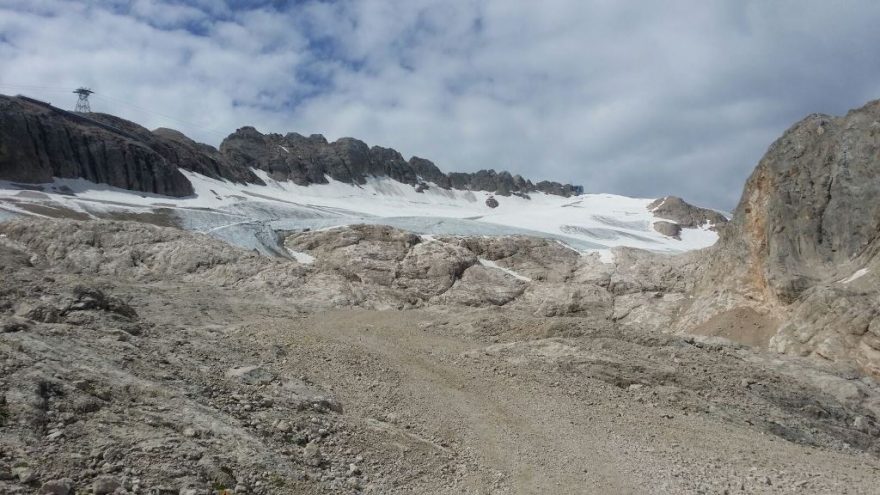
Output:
top-left (0, 95), bottom-right (196, 196)
top-left (218, 126), bottom-right (582, 196)
top-left (680, 99), bottom-right (880, 375)
top-left (0, 94), bottom-right (582, 198)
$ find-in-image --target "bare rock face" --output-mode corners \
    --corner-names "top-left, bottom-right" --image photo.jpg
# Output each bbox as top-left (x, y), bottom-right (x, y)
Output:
top-left (722, 102), bottom-right (880, 303)
top-left (150, 127), bottom-right (263, 185)
top-left (0, 92), bottom-right (582, 199)
top-left (438, 265), bottom-right (526, 306)
top-left (648, 196), bottom-right (728, 233)
top-left (0, 96), bottom-right (194, 196)
top-left (219, 126), bottom-right (582, 196)
top-left (680, 99), bottom-right (880, 376)
top-left (652, 221), bottom-right (682, 239)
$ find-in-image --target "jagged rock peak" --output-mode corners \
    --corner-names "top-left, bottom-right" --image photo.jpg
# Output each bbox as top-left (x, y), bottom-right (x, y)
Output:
top-left (219, 125), bottom-right (583, 197)
top-left (0, 93), bottom-right (583, 198)
top-left (647, 196), bottom-right (728, 237)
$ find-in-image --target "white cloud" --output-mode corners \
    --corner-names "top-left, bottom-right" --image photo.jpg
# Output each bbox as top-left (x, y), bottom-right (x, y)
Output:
top-left (1, 0), bottom-right (879, 208)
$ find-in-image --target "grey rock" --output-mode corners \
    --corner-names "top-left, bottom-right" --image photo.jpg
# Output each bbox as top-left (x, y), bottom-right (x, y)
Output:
top-left (680, 98), bottom-right (880, 375)
top-left (652, 221), bottom-right (682, 239)
top-left (13, 466), bottom-right (36, 483)
top-left (0, 95), bottom-right (194, 196)
top-left (92, 476), bottom-right (121, 495)
top-left (2, 317), bottom-right (31, 333)
top-left (219, 126), bottom-right (581, 196)
top-left (0, 92), bottom-right (581, 198)
top-left (67, 286), bottom-right (137, 319)
top-left (226, 366), bottom-right (274, 386)
top-left (39, 478), bottom-right (73, 495)
top-left (485, 196), bottom-right (499, 208)
top-left (647, 196), bottom-right (728, 230)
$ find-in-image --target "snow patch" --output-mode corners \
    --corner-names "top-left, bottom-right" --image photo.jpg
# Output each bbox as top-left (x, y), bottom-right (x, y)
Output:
top-left (478, 258), bottom-right (532, 282)
top-left (286, 248), bottom-right (315, 264)
top-left (841, 268), bottom-right (869, 284)
top-left (0, 171), bottom-right (720, 258)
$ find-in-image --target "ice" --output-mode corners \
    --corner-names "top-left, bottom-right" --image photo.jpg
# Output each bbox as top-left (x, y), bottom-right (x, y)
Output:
top-left (841, 268), bottom-right (870, 284)
top-left (0, 170), bottom-right (722, 260)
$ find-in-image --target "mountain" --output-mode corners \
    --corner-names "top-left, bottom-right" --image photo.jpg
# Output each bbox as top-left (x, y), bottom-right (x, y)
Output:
top-left (679, 99), bottom-right (880, 375)
top-left (0, 94), bottom-right (580, 198)
top-left (1, 96), bottom-right (879, 494)
top-left (0, 93), bottom-right (724, 259)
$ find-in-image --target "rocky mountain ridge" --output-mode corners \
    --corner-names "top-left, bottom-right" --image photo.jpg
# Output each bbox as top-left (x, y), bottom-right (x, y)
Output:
top-left (1, 97), bottom-right (880, 494)
top-left (676, 99), bottom-right (880, 376)
top-left (0, 94), bottom-right (581, 198)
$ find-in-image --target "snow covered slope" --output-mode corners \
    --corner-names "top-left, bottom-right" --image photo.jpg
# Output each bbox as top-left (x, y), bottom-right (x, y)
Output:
top-left (0, 169), bottom-right (721, 261)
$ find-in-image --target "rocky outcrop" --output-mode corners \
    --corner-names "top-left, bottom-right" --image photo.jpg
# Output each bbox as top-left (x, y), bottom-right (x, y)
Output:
top-left (0, 95), bottom-right (195, 196)
top-left (1, 93), bottom-right (581, 198)
top-left (652, 221), bottom-right (682, 239)
top-left (219, 126), bottom-right (582, 196)
top-left (648, 196), bottom-right (727, 237)
top-left (679, 99), bottom-right (880, 376)
top-left (150, 127), bottom-right (263, 185)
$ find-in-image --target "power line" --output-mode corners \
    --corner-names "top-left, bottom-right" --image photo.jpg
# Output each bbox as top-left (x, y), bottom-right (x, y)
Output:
top-left (92, 93), bottom-right (230, 140)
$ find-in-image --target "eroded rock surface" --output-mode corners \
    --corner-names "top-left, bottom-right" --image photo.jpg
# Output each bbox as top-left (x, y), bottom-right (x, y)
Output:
top-left (678, 99), bottom-right (880, 376)
top-left (1, 217), bottom-right (878, 494)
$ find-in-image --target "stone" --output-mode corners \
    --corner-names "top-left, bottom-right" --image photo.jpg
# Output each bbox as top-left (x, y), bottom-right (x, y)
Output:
top-left (225, 366), bottom-right (274, 386)
top-left (648, 196), bottom-right (728, 230)
top-left (485, 196), bottom-right (499, 208)
top-left (652, 221), bottom-right (682, 239)
top-left (302, 442), bottom-right (323, 467)
top-left (219, 126), bottom-right (580, 196)
top-left (39, 478), bottom-right (73, 495)
top-left (2, 317), bottom-right (30, 333)
top-left (13, 466), bottom-right (36, 483)
top-left (92, 475), bottom-right (121, 495)
top-left (682, 99), bottom-right (880, 376)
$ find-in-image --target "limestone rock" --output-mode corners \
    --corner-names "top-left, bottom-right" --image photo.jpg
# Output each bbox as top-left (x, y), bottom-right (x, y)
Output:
top-left (39, 478), bottom-right (73, 495)
top-left (680, 98), bottom-right (880, 375)
top-left (438, 265), bottom-right (526, 306)
top-left (648, 196), bottom-right (728, 230)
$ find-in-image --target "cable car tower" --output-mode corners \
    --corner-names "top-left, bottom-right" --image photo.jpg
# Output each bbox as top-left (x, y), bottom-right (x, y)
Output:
top-left (73, 87), bottom-right (94, 112)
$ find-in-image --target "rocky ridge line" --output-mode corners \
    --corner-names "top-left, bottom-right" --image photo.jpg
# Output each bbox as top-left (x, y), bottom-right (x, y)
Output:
top-left (0, 94), bottom-right (582, 198)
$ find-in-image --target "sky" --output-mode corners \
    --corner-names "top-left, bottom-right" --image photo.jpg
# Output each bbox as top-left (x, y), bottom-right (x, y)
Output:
top-left (1, 0), bottom-right (879, 209)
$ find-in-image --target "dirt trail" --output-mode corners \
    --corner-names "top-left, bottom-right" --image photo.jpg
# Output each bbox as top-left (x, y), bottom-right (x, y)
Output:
top-left (291, 311), bottom-right (638, 494)
top-left (3, 267), bottom-right (880, 493)
top-left (267, 309), bottom-right (880, 494)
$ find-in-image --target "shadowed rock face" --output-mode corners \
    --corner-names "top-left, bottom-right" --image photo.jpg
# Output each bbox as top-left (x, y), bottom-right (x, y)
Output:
top-left (0, 96), bottom-right (195, 197)
top-left (0, 93), bottom-right (582, 198)
top-left (219, 126), bottom-right (582, 196)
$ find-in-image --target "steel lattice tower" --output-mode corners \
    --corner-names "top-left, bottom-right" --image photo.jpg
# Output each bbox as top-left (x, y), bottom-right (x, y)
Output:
top-left (73, 87), bottom-right (94, 112)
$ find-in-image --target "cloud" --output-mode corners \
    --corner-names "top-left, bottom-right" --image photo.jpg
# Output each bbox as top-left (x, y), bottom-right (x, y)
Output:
top-left (1, 0), bottom-right (878, 209)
